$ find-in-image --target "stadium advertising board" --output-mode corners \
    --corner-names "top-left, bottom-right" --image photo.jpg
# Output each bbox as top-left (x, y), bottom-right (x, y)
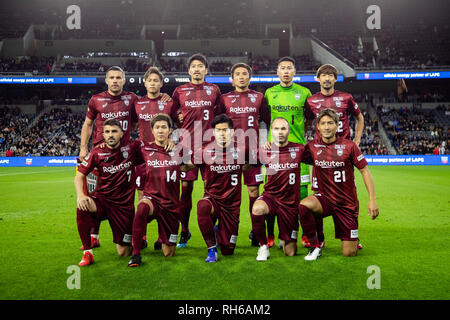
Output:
top-left (356, 71), bottom-right (450, 80)
top-left (0, 155), bottom-right (448, 167)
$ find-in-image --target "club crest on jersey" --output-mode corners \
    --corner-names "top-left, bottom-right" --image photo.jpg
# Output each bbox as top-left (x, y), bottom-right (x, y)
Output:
top-left (248, 94), bottom-right (256, 103)
top-left (335, 101), bottom-right (341, 108)
top-left (158, 101), bottom-right (165, 111)
top-left (206, 90), bottom-right (211, 95)
top-left (232, 149), bottom-right (239, 160)
top-left (295, 93), bottom-right (301, 100)
top-left (337, 149), bottom-right (343, 156)
top-left (122, 151), bottom-right (129, 159)
top-left (290, 151), bottom-right (296, 159)
top-left (124, 100), bottom-right (129, 106)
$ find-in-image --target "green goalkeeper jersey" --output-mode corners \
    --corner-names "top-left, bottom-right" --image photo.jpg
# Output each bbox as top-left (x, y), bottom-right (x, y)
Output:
top-left (264, 83), bottom-right (312, 144)
top-left (265, 82), bottom-right (312, 185)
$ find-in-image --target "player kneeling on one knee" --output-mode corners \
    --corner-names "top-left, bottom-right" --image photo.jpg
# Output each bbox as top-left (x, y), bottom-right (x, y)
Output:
top-left (299, 108), bottom-right (379, 261)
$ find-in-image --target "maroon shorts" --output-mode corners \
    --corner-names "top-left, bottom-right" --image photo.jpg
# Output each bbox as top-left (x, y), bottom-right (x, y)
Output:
top-left (91, 196), bottom-right (134, 246)
top-left (143, 196), bottom-right (179, 246)
top-left (203, 196), bottom-right (240, 249)
top-left (314, 193), bottom-right (359, 241)
top-left (243, 165), bottom-right (263, 186)
top-left (257, 193), bottom-right (299, 242)
top-left (135, 163), bottom-right (146, 191)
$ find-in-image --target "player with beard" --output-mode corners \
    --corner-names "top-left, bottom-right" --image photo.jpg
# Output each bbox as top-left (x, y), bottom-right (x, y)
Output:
top-left (75, 119), bottom-right (143, 266)
top-left (299, 108), bottom-right (378, 260)
top-left (78, 66), bottom-right (138, 250)
top-left (304, 64), bottom-right (364, 250)
top-left (172, 54), bottom-right (221, 248)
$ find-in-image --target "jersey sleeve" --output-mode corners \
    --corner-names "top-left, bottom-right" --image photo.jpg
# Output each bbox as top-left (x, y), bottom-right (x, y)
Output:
top-left (133, 140), bottom-right (145, 166)
top-left (77, 151), bottom-right (97, 176)
top-left (304, 98), bottom-right (315, 120)
top-left (216, 95), bottom-right (226, 115)
top-left (86, 97), bottom-right (97, 120)
top-left (347, 94), bottom-right (361, 117)
top-left (130, 94), bottom-right (139, 123)
top-left (350, 141), bottom-right (368, 169)
top-left (260, 97), bottom-right (271, 127)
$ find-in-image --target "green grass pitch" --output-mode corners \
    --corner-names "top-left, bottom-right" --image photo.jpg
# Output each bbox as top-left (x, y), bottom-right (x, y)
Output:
top-left (0, 166), bottom-right (449, 300)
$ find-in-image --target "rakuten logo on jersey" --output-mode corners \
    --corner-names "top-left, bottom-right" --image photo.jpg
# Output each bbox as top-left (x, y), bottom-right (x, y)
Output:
top-left (147, 159), bottom-right (178, 167)
top-left (103, 161), bottom-right (132, 174)
top-left (209, 164), bottom-right (241, 173)
top-left (230, 106), bottom-right (257, 114)
top-left (185, 100), bottom-right (212, 107)
top-left (139, 113), bottom-right (155, 121)
top-left (268, 162), bottom-right (298, 171)
top-left (101, 111), bottom-right (130, 119)
top-left (314, 159), bottom-right (345, 168)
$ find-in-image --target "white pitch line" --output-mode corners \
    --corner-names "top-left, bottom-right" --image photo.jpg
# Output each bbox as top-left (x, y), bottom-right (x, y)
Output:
top-left (0, 168), bottom-right (72, 177)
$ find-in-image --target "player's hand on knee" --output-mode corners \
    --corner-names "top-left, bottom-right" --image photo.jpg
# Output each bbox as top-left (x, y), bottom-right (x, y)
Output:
top-left (368, 199), bottom-right (379, 220)
top-left (77, 195), bottom-right (93, 211)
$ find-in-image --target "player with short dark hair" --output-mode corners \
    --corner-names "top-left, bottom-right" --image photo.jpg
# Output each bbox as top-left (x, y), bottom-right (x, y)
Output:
top-left (75, 119), bottom-right (143, 266)
top-left (264, 56), bottom-right (312, 249)
top-left (251, 117), bottom-right (306, 261)
top-left (217, 62), bottom-right (270, 248)
top-left (299, 108), bottom-right (378, 260)
top-left (172, 53), bottom-right (221, 248)
top-left (128, 114), bottom-right (182, 267)
top-left (304, 63), bottom-right (365, 249)
top-left (181, 114), bottom-right (247, 262)
top-left (78, 66), bottom-right (139, 250)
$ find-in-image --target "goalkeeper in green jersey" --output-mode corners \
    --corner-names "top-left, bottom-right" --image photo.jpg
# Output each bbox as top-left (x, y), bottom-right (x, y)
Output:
top-left (263, 56), bottom-right (312, 249)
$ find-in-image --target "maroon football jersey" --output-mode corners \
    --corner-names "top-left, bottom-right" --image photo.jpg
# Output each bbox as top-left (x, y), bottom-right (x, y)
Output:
top-left (86, 91), bottom-right (138, 146)
top-left (134, 95), bottom-right (177, 143)
top-left (303, 136), bottom-right (368, 210)
top-left (259, 142), bottom-right (305, 209)
top-left (172, 82), bottom-right (221, 151)
top-left (140, 142), bottom-right (181, 213)
top-left (218, 89), bottom-right (269, 157)
top-left (305, 90), bottom-right (361, 141)
top-left (78, 140), bottom-right (143, 206)
top-left (195, 141), bottom-right (245, 212)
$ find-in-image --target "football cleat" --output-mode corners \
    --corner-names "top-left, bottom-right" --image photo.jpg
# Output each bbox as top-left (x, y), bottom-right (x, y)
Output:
top-left (256, 244), bottom-right (270, 261)
top-left (176, 231), bottom-right (191, 248)
top-left (128, 254), bottom-right (142, 267)
top-left (205, 247), bottom-right (218, 263)
top-left (267, 235), bottom-right (275, 248)
top-left (80, 236), bottom-right (101, 250)
top-left (78, 250), bottom-right (94, 266)
top-left (304, 247), bottom-right (322, 261)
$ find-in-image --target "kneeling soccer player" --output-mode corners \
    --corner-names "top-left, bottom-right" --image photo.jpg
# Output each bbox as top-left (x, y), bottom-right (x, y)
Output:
top-left (181, 114), bottom-right (248, 262)
top-left (74, 119), bottom-right (143, 266)
top-left (251, 117), bottom-right (306, 261)
top-left (299, 108), bottom-right (379, 260)
top-left (128, 114), bottom-right (181, 267)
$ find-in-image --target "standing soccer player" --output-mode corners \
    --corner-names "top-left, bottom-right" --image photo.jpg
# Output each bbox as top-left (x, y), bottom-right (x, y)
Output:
top-left (75, 119), bottom-right (143, 266)
top-left (134, 66), bottom-right (177, 251)
top-left (218, 63), bottom-right (270, 247)
top-left (172, 53), bottom-right (221, 248)
top-left (181, 114), bottom-right (247, 262)
top-left (264, 56), bottom-right (312, 248)
top-left (251, 117), bottom-right (305, 261)
top-left (128, 114), bottom-right (182, 267)
top-left (78, 66), bottom-right (139, 249)
top-left (299, 108), bottom-right (378, 260)
top-left (304, 64), bottom-right (364, 249)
